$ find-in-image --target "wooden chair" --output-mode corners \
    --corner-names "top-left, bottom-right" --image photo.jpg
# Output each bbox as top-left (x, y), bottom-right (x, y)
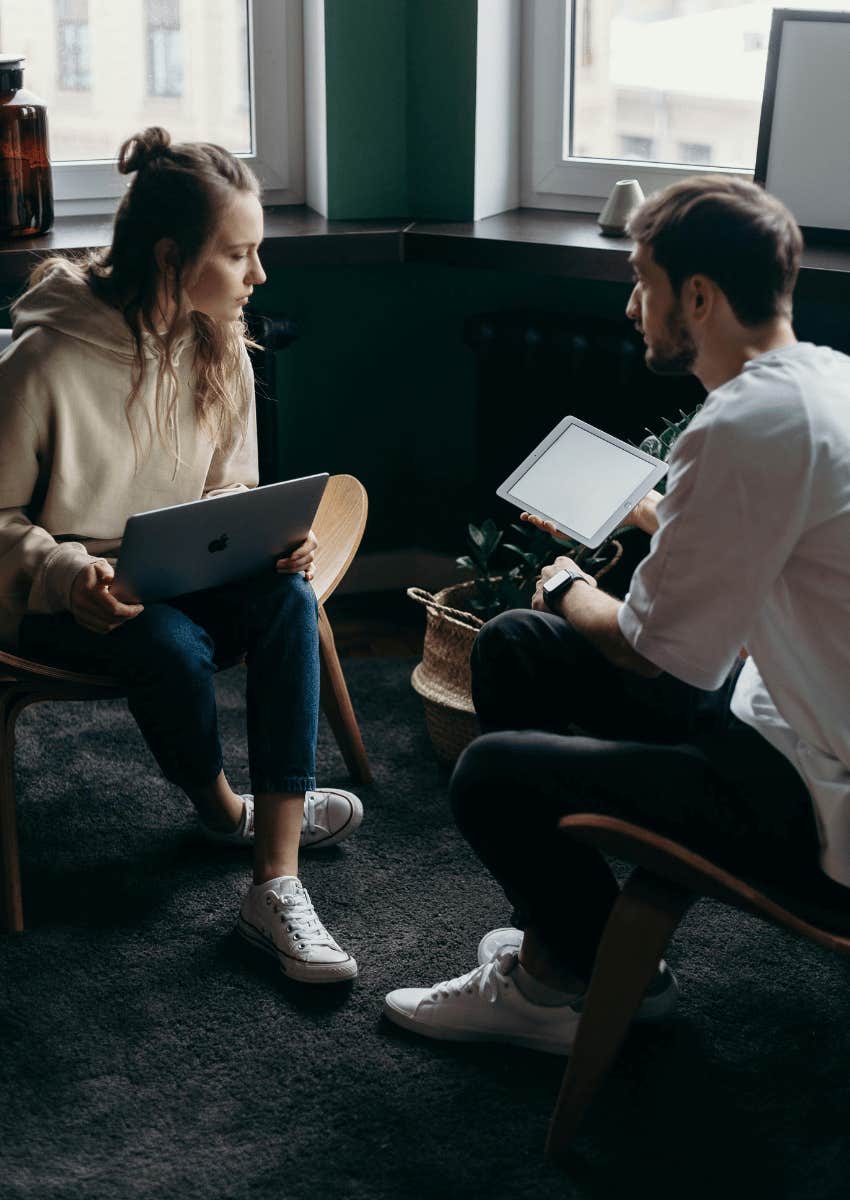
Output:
top-left (545, 813), bottom-right (850, 1163)
top-left (0, 472), bottom-right (372, 933)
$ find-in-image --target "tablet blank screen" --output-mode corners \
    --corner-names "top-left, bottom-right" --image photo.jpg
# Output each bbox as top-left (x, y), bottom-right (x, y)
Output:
top-left (508, 424), bottom-right (656, 541)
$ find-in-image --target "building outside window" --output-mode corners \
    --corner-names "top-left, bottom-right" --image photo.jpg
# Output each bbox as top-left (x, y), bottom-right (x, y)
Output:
top-left (678, 140), bottom-right (713, 165)
top-left (56, 0), bottom-right (90, 92)
top-left (619, 134), bottom-right (654, 161)
top-left (525, 0), bottom-right (850, 207)
top-left (146, 0), bottom-right (182, 99)
top-left (0, 0), bottom-right (299, 208)
top-left (236, 0), bottom-right (249, 111)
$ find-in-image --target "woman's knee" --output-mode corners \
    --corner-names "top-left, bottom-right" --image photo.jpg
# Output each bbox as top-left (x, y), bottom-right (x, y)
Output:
top-left (254, 570), bottom-right (318, 628)
top-left (117, 604), bottom-right (215, 682)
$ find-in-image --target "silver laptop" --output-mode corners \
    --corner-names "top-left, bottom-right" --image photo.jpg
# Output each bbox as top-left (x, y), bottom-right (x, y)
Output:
top-left (111, 473), bottom-right (329, 603)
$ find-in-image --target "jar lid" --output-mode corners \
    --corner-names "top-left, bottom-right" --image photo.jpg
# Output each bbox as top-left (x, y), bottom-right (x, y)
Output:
top-left (0, 55), bottom-right (25, 91)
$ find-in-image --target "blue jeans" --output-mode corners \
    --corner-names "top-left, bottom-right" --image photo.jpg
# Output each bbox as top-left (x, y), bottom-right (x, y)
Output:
top-left (19, 571), bottom-right (320, 795)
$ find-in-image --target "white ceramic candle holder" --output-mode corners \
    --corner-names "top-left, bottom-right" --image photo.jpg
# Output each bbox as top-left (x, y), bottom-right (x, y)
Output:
top-left (598, 178), bottom-right (645, 238)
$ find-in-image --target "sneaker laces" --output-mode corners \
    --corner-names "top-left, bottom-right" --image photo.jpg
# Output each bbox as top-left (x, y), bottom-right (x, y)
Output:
top-left (268, 885), bottom-right (335, 948)
top-left (301, 790), bottom-right (322, 838)
top-left (433, 950), bottom-right (517, 1005)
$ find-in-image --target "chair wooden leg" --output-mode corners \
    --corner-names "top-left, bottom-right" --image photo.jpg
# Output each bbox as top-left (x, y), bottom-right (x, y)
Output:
top-left (317, 606), bottom-right (373, 785)
top-left (0, 689), bottom-right (25, 933)
top-left (545, 868), bottom-right (692, 1162)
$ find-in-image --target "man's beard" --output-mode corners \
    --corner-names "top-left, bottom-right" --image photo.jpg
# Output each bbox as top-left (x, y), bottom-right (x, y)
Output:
top-left (645, 303), bottom-right (697, 376)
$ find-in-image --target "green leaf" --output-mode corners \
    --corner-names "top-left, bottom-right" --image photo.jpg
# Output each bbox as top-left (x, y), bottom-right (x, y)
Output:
top-left (468, 523), bottom-right (486, 550)
top-left (502, 543), bottom-right (538, 567)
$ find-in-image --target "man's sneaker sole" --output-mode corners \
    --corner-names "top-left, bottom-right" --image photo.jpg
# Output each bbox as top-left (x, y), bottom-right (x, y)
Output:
top-left (475, 926), bottom-right (679, 1022)
top-left (238, 915), bottom-right (358, 984)
top-left (382, 993), bottom-right (577, 1055)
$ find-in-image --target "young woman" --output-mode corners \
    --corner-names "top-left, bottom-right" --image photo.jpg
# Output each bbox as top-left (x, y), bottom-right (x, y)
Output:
top-left (0, 127), bottom-right (361, 984)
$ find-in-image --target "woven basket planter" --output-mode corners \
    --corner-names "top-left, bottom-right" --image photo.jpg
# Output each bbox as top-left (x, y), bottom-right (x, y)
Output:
top-left (407, 542), bottom-right (624, 766)
top-left (407, 582), bottom-right (483, 766)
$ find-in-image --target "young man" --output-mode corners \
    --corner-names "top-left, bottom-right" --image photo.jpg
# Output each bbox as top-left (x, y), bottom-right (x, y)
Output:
top-left (383, 176), bottom-right (850, 1053)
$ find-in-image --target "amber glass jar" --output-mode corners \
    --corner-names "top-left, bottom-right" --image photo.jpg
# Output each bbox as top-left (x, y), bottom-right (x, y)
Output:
top-left (0, 55), bottom-right (53, 238)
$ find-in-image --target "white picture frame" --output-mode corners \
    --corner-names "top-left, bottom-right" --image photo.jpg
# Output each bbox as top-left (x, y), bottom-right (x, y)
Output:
top-left (754, 9), bottom-right (850, 243)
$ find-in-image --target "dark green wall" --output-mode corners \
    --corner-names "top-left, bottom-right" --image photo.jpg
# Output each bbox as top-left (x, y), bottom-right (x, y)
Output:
top-left (406, 0), bottom-right (477, 220)
top-left (323, 0), bottom-right (478, 220)
top-left (254, 263), bottom-right (636, 553)
top-left (324, 1), bottom-right (407, 219)
top-left (253, 263), bottom-right (850, 557)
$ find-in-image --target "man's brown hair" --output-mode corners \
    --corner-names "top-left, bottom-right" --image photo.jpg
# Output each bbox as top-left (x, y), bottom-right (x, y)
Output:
top-left (627, 176), bottom-right (803, 326)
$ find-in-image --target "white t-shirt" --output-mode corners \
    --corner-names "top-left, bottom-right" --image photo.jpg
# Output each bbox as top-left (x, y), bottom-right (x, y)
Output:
top-left (618, 343), bottom-right (850, 887)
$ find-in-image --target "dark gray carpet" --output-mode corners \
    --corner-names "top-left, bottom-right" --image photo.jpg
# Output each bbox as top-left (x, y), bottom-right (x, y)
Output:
top-left (2, 657), bottom-right (850, 1200)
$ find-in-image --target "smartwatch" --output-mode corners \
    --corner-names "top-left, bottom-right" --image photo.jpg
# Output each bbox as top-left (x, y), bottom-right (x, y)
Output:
top-left (542, 567), bottom-right (590, 612)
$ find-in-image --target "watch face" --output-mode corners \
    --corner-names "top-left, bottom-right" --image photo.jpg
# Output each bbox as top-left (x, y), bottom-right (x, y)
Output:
top-left (544, 568), bottom-right (573, 594)
top-left (542, 570), bottom-right (571, 611)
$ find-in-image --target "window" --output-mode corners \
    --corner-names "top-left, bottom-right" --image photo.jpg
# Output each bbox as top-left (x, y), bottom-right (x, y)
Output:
top-left (523, 0), bottom-right (850, 209)
top-left (0, 0), bottom-right (303, 211)
top-left (56, 0), bottom-right (91, 92)
top-left (236, 0), bottom-right (249, 111)
top-left (619, 135), bottom-right (654, 161)
top-left (146, 0), bottom-right (182, 99)
top-left (679, 141), bottom-right (712, 166)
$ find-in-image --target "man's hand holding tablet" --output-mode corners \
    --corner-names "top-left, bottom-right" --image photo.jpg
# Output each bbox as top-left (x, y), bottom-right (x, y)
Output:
top-left (496, 416), bottom-right (668, 549)
top-left (520, 487), bottom-right (663, 541)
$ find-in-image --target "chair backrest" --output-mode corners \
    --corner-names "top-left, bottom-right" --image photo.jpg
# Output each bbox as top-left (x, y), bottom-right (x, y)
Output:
top-left (560, 813), bottom-right (850, 954)
top-left (311, 474), bottom-right (368, 605)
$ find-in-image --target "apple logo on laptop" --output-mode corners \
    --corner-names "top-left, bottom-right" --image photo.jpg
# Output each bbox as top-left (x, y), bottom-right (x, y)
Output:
top-left (208, 533), bottom-right (229, 553)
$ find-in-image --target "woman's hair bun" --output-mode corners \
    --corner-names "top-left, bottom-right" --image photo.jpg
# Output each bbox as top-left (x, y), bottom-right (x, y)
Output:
top-left (117, 127), bottom-right (172, 176)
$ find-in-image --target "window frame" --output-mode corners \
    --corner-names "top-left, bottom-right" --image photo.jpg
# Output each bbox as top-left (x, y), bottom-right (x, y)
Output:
top-left (53, 0), bottom-right (304, 214)
top-left (521, 0), bottom-right (749, 212)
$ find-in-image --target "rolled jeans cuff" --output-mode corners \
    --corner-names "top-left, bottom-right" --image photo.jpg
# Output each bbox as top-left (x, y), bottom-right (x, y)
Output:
top-left (250, 773), bottom-right (316, 796)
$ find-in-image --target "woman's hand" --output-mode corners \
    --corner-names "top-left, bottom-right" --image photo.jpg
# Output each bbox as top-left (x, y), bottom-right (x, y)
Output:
top-left (69, 560), bottom-right (144, 634)
top-left (276, 529), bottom-right (318, 582)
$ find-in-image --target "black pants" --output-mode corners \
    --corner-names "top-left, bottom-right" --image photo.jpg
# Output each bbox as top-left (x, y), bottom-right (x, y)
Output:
top-left (449, 609), bottom-right (824, 980)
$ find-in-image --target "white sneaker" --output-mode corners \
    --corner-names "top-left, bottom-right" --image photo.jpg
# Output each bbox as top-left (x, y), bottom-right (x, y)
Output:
top-left (300, 788), bottom-right (364, 849)
top-left (383, 949), bottom-right (582, 1055)
top-left (475, 926), bottom-right (679, 1023)
top-left (200, 789), bottom-right (363, 850)
top-left (477, 926), bottom-right (524, 965)
top-left (199, 795), bottom-right (256, 845)
top-left (238, 875), bottom-right (358, 984)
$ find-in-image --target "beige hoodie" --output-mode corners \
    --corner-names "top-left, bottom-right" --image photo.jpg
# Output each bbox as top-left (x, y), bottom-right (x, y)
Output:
top-left (0, 262), bottom-right (258, 647)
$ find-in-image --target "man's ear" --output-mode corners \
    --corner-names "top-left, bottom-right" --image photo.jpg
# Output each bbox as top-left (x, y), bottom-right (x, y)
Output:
top-left (683, 274), bottom-right (712, 322)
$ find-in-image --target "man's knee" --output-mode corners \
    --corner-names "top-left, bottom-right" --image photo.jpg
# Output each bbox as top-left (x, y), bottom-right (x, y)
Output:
top-left (472, 608), bottom-right (549, 675)
top-left (450, 732), bottom-right (519, 831)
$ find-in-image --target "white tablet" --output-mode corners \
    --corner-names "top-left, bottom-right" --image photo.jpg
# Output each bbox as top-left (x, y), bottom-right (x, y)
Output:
top-left (496, 416), bottom-right (668, 549)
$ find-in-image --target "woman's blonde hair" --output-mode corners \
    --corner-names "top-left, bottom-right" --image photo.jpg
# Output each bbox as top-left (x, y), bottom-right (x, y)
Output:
top-left (30, 126), bottom-right (261, 463)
